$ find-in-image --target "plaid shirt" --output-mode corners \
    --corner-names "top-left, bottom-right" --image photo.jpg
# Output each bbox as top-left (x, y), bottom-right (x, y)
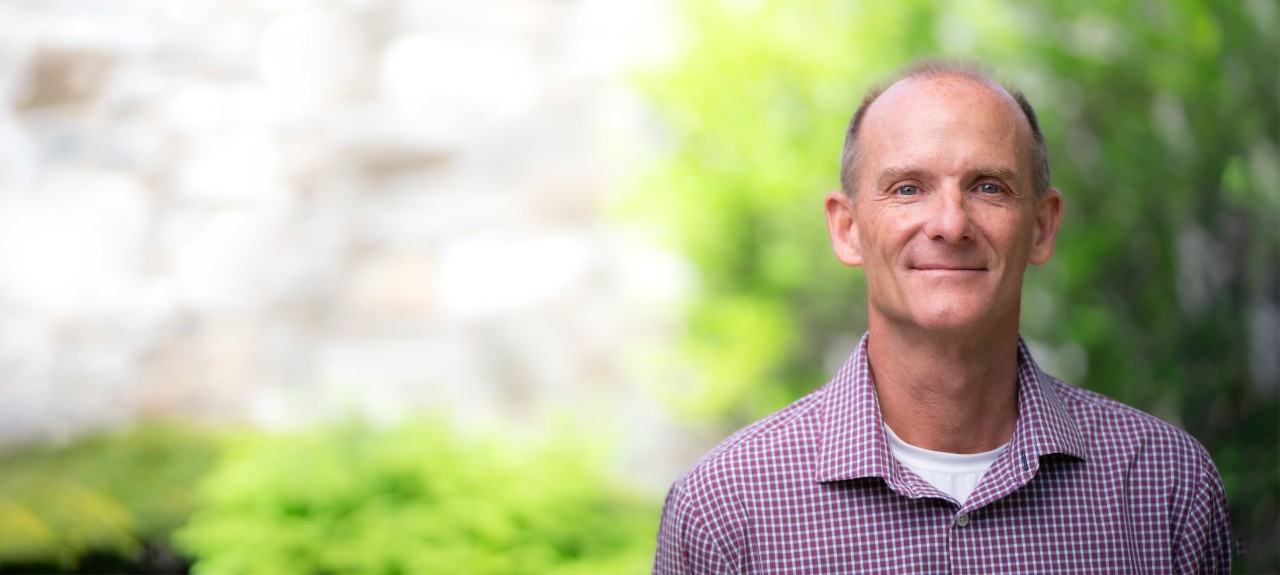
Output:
top-left (654, 334), bottom-right (1232, 574)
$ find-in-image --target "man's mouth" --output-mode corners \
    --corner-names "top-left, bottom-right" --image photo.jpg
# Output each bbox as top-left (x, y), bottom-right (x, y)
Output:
top-left (911, 264), bottom-right (987, 272)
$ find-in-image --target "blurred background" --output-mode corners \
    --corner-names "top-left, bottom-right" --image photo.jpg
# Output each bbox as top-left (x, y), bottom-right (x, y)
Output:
top-left (0, 0), bottom-right (1275, 573)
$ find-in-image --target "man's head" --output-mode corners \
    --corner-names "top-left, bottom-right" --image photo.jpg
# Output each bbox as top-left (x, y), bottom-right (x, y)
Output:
top-left (839, 61), bottom-right (1051, 200)
top-left (823, 61), bottom-right (1063, 337)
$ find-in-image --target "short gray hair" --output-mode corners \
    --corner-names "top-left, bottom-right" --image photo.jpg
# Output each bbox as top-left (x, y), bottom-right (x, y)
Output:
top-left (839, 59), bottom-right (1051, 199)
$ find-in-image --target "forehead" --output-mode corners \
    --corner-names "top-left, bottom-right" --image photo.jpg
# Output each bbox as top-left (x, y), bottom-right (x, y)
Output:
top-left (865, 74), bottom-right (1025, 132)
top-left (858, 75), bottom-right (1031, 176)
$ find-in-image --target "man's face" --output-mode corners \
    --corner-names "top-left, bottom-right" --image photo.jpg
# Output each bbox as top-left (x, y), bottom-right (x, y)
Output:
top-left (825, 75), bottom-right (1062, 336)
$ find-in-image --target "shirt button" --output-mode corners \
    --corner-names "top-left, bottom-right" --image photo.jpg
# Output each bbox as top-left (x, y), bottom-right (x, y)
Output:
top-left (954, 513), bottom-right (970, 527)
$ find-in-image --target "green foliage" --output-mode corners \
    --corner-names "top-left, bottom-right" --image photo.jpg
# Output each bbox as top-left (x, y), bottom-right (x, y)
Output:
top-left (635, 0), bottom-right (1277, 571)
top-left (175, 419), bottom-right (657, 575)
top-left (0, 422), bottom-right (219, 570)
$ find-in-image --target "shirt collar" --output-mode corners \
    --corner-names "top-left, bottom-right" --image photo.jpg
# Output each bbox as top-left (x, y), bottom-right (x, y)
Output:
top-left (815, 333), bottom-right (1087, 484)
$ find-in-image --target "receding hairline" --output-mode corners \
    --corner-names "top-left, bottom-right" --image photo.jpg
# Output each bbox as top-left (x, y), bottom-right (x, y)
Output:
top-left (839, 60), bottom-right (1051, 199)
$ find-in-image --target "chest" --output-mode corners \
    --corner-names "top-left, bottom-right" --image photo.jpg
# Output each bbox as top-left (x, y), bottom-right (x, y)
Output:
top-left (740, 470), bottom-right (1172, 574)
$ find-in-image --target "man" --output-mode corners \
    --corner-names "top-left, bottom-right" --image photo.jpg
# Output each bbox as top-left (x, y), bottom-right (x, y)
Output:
top-left (652, 61), bottom-right (1232, 574)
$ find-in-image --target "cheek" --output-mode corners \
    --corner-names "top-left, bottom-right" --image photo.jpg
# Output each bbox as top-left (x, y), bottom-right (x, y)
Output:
top-left (993, 225), bottom-right (1037, 263)
top-left (859, 224), bottom-right (897, 264)
top-left (859, 209), bottom-right (914, 253)
top-left (976, 207), bottom-right (1035, 244)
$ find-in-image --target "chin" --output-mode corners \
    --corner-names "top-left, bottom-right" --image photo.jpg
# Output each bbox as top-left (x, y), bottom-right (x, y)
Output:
top-left (870, 293), bottom-right (1015, 335)
top-left (912, 315), bottom-right (987, 334)
top-left (905, 302), bottom-right (995, 333)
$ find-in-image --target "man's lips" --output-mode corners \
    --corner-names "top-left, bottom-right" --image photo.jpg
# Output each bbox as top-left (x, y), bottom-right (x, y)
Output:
top-left (911, 264), bottom-right (987, 271)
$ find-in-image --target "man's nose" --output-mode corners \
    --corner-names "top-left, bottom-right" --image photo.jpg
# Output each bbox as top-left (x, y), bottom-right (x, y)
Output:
top-left (922, 189), bottom-right (975, 243)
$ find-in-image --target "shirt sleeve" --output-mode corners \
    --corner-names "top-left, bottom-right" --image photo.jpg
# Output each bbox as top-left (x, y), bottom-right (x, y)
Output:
top-left (653, 479), bottom-right (740, 575)
top-left (1172, 451), bottom-right (1232, 575)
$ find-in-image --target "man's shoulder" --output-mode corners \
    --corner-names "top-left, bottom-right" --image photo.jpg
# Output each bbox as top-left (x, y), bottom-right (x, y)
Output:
top-left (1041, 374), bottom-right (1231, 568)
top-left (672, 383), bottom-right (830, 494)
top-left (655, 379), bottom-right (838, 571)
top-left (1045, 375), bottom-right (1214, 465)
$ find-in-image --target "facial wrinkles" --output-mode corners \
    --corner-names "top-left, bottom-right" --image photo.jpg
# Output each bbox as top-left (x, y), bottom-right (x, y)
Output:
top-left (840, 73), bottom-right (1053, 336)
top-left (863, 100), bottom-right (1029, 270)
top-left (864, 78), bottom-right (1027, 188)
top-left (847, 74), bottom-right (1042, 200)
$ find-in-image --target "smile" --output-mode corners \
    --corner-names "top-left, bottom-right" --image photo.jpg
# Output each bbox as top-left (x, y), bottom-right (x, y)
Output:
top-left (910, 264), bottom-right (987, 272)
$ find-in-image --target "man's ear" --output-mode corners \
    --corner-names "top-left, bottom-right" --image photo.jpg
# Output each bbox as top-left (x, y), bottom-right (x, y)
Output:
top-left (1028, 188), bottom-right (1063, 265)
top-left (825, 190), bottom-right (863, 268)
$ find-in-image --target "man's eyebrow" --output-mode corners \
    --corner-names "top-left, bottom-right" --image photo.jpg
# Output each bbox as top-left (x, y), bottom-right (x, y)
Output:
top-left (972, 166), bottom-right (1018, 182)
top-left (875, 167), bottom-right (928, 190)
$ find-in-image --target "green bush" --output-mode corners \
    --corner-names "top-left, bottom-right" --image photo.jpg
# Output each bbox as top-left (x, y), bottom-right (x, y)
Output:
top-left (175, 419), bottom-right (658, 575)
top-left (0, 422), bottom-right (219, 571)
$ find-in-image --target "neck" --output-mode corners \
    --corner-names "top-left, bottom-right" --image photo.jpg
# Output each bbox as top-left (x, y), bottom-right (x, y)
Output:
top-left (867, 317), bottom-right (1021, 454)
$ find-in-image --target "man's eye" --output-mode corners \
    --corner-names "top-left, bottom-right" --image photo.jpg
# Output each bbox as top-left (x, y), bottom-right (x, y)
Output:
top-left (896, 185), bottom-right (919, 196)
top-left (977, 183), bottom-right (1002, 194)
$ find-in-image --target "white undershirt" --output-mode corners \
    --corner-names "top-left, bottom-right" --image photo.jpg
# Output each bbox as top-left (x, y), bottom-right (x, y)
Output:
top-left (884, 423), bottom-right (1008, 504)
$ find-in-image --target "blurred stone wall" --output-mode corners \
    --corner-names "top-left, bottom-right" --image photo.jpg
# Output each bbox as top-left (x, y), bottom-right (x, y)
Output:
top-left (0, 0), bottom-right (697, 483)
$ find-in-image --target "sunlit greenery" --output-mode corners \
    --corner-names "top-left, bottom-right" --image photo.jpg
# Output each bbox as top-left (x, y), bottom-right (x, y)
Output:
top-left (0, 423), bottom-right (218, 572)
top-left (174, 420), bottom-right (657, 575)
top-left (0, 419), bottom-right (656, 574)
top-left (633, 0), bottom-right (1277, 572)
